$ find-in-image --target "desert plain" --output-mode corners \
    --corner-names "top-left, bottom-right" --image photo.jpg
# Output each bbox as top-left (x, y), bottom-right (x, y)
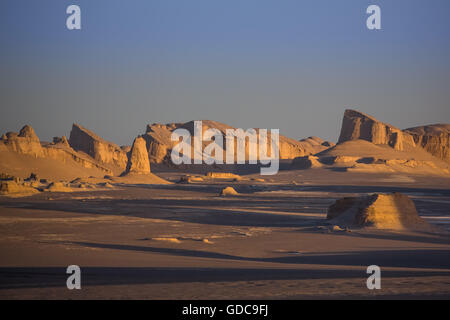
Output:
top-left (1, 109), bottom-right (450, 299)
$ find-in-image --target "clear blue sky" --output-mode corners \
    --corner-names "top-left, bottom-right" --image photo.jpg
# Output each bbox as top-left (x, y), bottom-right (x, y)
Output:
top-left (1, 0), bottom-right (449, 145)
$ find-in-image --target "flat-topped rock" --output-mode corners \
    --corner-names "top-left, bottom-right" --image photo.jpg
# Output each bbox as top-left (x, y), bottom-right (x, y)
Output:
top-left (327, 193), bottom-right (430, 230)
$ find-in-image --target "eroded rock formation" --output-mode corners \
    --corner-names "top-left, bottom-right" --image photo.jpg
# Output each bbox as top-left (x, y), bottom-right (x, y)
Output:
top-left (0, 125), bottom-right (113, 175)
top-left (404, 124), bottom-right (450, 163)
top-left (291, 155), bottom-right (322, 169)
top-left (142, 120), bottom-right (333, 164)
top-left (327, 193), bottom-right (430, 230)
top-left (337, 109), bottom-right (450, 165)
top-left (125, 136), bottom-right (151, 174)
top-left (338, 109), bottom-right (415, 151)
top-left (69, 123), bottom-right (128, 170)
top-left (220, 186), bottom-right (239, 196)
top-left (0, 125), bottom-right (44, 157)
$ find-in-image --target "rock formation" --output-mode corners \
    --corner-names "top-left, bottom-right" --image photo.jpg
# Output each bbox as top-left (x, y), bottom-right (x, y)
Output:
top-left (327, 193), bottom-right (430, 230)
top-left (404, 124), bottom-right (450, 163)
top-left (142, 120), bottom-right (332, 164)
top-left (125, 136), bottom-right (151, 174)
top-left (291, 155), bottom-right (322, 169)
top-left (69, 123), bottom-right (128, 170)
top-left (338, 109), bottom-right (415, 151)
top-left (292, 138), bottom-right (450, 175)
top-left (0, 125), bottom-right (114, 178)
top-left (220, 186), bottom-right (239, 196)
top-left (52, 136), bottom-right (70, 147)
top-left (298, 136), bottom-right (335, 153)
top-left (206, 172), bottom-right (241, 179)
top-left (0, 124), bottom-right (172, 184)
top-left (46, 182), bottom-right (73, 192)
top-left (0, 180), bottom-right (39, 196)
top-left (306, 109), bottom-right (450, 174)
top-left (178, 175), bottom-right (204, 183)
top-left (0, 125), bottom-right (44, 157)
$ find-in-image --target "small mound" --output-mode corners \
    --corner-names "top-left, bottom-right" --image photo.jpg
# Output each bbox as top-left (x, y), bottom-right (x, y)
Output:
top-left (220, 186), bottom-right (239, 196)
top-left (152, 237), bottom-right (181, 243)
top-left (292, 156), bottom-right (322, 169)
top-left (114, 172), bottom-right (171, 184)
top-left (206, 172), bottom-right (241, 180)
top-left (327, 193), bottom-right (431, 231)
top-left (98, 182), bottom-right (114, 188)
top-left (190, 176), bottom-right (204, 182)
top-left (178, 175), bottom-right (204, 184)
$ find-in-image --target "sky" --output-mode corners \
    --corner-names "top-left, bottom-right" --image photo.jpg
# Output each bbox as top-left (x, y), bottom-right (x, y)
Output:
top-left (1, 0), bottom-right (449, 146)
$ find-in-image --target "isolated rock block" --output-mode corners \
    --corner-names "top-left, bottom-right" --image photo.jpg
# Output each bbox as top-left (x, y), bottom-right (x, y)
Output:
top-left (125, 136), bottom-right (151, 174)
top-left (220, 186), bottom-right (239, 196)
top-left (327, 193), bottom-right (429, 230)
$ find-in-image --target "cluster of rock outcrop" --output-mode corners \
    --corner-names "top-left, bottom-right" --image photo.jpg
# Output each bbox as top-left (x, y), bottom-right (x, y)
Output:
top-left (142, 120), bottom-right (333, 164)
top-left (0, 123), bottom-right (152, 178)
top-left (2, 109), bottom-right (448, 181)
top-left (0, 173), bottom-right (117, 197)
top-left (0, 125), bottom-right (44, 157)
top-left (292, 110), bottom-right (450, 175)
top-left (0, 117), bottom-right (337, 180)
top-left (0, 125), bottom-right (114, 174)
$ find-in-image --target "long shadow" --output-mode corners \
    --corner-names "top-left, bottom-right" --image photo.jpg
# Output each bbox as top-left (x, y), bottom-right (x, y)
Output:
top-left (150, 161), bottom-right (293, 175)
top-left (0, 197), bottom-right (332, 228)
top-left (60, 241), bottom-right (450, 270)
top-left (327, 230), bottom-right (450, 246)
top-left (127, 183), bottom-right (450, 197)
top-left (1, 265), bottom-right (450, 290)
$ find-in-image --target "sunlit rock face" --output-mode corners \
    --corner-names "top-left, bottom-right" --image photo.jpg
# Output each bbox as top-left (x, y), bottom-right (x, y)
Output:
top-left (125, 136), bottom-right (151, 174)
top-left (0, 125), bottom-right (44, 157)
top-left (142, 120), bottom-right (333, 164)
top-left (69, 123), bottom-right (128, 170)
top-left (338, 109), bottom-right (415, 151)
top-left (327, 193), bottom-right (430, 230)
top-left (404, 124), bottom-right (450, 164)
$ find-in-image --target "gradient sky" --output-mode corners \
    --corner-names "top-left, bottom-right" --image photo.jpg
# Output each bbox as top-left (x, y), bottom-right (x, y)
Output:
top-left (1, 0), bottom-right (449, 146)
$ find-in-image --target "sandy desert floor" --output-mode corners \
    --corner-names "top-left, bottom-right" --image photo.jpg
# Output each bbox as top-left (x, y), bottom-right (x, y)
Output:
top-left (1, 169), bottom-right (450, 299)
